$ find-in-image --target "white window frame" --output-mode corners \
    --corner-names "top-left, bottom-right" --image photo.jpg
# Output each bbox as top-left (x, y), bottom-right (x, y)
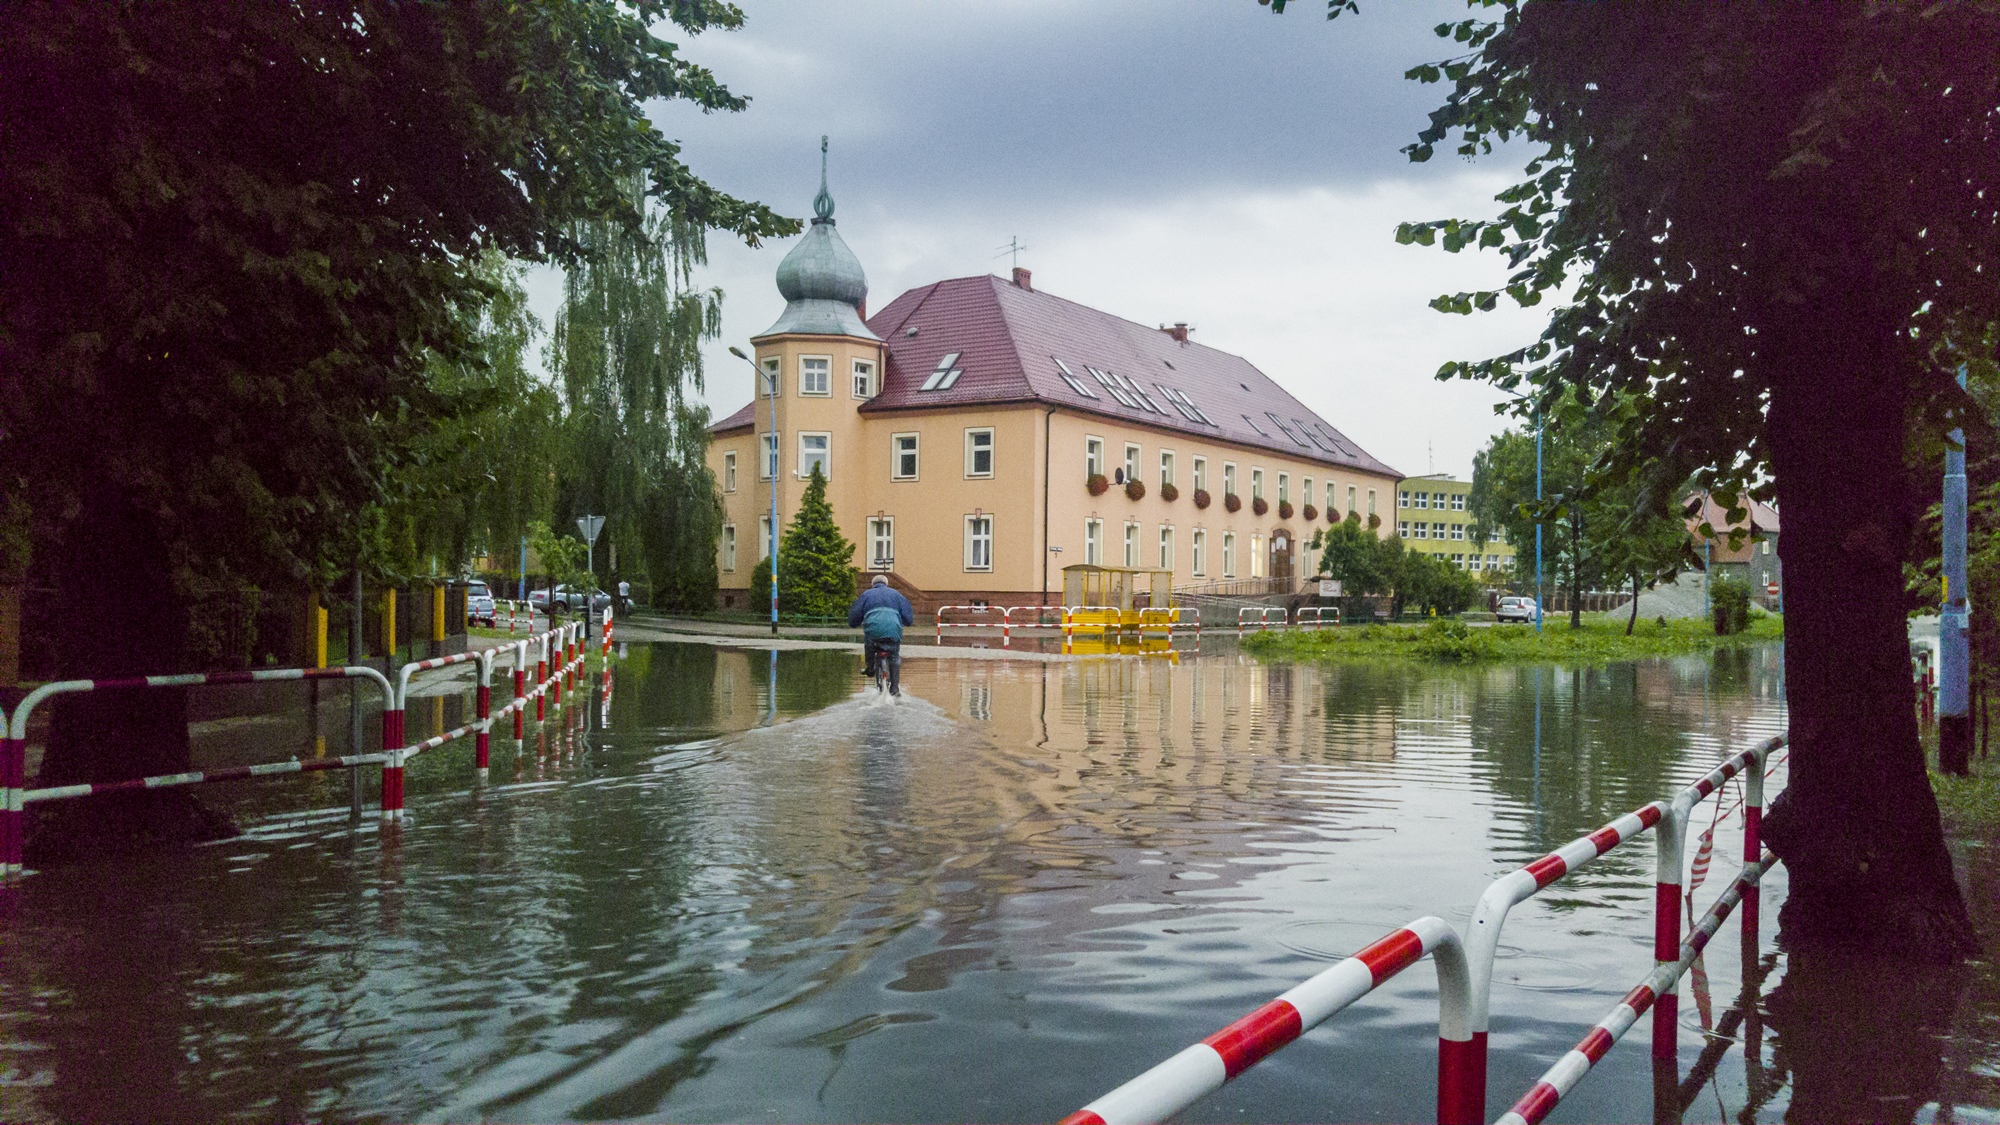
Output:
top-left (1414, 491), bottom-right (1428, 510)
top-left (760, 356), bottom-right (780, 398)
top-left (1278, 473), bottom-right (1290, 506)
top-left (1399, 521), bottom-right (1410, 537)
top-left (1158, 525), bottom-right (1174, 571)
top-left (868, 517), bottom-right (895, 571)
top-left (1400, 490), bottom-right (1410, 508)
top-left (797, 432), bottom-right (830, 479)
top-left (1347, 485), bottom-right (1357, 514)
top-left (760, 515), bottom-right (774, 562)
top-left (1193, 456), bottom-right (1207, 493)
top-left (1223, 462), bottom-right (1237, 497)
top-left (1124, 443), bottom-right (1140, 483)
top-left (1368, 489), bottom-right (1377, 515)
top-left (1452, 493), bottom-right (1466, 512)
top-left (1433, 492), bottom-right (1447, 509)
top-left (852, 358), bottom-right (875, 399)
top-left (799, 354), bottom-right (832, 397)
top-left (1192, 529), bottom-right (1208, 577)
top-left (1085, 519), bottom-right (1104, 566)
top-left (1086, 436), bottom-right (1104, 479)
top-left (760, 432), bottom-right (779, 481)
top-left (1302, 476), bottom-right (1313, 509)
top-left (722, 524), bottom-right (737, 572)
top-left (965, 427), bottom-right (995, 478)
top-left (1124, 521), bottom-right (1140, 568)
top-left (964, 514), bottom-right (993, 572)
top-left (1251, 534), bottom-right (1265, 578)
top-left (892, 432), bottom-right (920, 481)
top-left (723, 451), bottom-right (737, 492)
top-left (1252, 468), bottom-right (1265, 502)
top-left (1222, 532), bottom-right (1237, 578)
top-left (1160, 450), bottom-right (1175, 488)
top-left (1452, 524), bottom-right (1466, 541)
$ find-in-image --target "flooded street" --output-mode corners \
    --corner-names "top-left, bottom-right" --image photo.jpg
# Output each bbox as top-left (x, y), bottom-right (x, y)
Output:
top-left (0, 639), bottom-right (1986, 1122)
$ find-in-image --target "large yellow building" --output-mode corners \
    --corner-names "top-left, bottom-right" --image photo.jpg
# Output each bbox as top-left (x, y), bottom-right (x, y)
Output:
top-left (1396, 473), bottom-right (1515, 576)
top-left (708, 176), bottom-right (1401, 613)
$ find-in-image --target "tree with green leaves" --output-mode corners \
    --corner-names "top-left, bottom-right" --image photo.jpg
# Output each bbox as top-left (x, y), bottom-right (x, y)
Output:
top-left (1, 2), bottom-right (794, 859)
top-left (549, 176), bottom-right (726, 610)
top-left (1468, 421), bottom-right (1605, 628)
top-left (777, 465), bottom-right (856, 618)
top-left (1270, 0), bottom-right (1995, 956)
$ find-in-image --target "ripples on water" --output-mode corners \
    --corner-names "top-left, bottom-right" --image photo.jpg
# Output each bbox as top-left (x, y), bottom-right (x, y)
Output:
top-left (0, 638), bottom-right (1961, 1123)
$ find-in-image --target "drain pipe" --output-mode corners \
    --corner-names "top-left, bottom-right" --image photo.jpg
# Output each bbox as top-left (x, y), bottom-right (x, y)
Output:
top-left (1042, 408), bottom-right (1054, 610)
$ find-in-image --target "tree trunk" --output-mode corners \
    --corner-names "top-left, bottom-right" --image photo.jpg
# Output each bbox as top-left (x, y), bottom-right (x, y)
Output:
top-left (1627, 570), bottom-right (1641, 636)
top-left (1760, 278), bottom-right (1976, 961)
top-left (25, 487), bottom-right (236, 867)
top-left (1568, 512), bottom-right (1585, 629)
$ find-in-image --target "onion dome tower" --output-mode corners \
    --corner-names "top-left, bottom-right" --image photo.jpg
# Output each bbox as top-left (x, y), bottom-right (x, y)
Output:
top-left (758, 137), bottom-right (880, 340)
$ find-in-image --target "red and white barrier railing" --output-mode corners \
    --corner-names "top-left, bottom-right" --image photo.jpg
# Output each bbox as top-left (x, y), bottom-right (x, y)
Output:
top-left (1296, 605), bottom-right (1340, 627)
top-left (1059, 917), bottom-right (1468, 1125)
top-left (1237, 606), bottom-right (1285, 632)
top-left (1441, 734), bottom-right (1783, 1124)
top-left (1496, 855), bottom-right (1774, 1125)
top-left (935, 604), bottom-right (1007, 643)
top-left (2, 665), bottom-right (394, 879)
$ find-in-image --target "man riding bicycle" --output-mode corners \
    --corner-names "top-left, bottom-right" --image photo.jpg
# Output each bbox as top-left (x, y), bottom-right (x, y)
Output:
top-left (847, 575), bottom-right (914, 696)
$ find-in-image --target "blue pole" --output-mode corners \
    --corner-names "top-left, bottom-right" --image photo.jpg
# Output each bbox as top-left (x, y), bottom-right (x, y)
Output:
top-left (1941, 364), bottom-right (1971, 772)
top-left (518, 535), bottom-right (527, 601)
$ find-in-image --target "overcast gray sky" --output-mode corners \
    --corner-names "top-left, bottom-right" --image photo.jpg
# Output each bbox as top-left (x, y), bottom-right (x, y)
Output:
top-left (530, 0), bottom-right (1549, 479)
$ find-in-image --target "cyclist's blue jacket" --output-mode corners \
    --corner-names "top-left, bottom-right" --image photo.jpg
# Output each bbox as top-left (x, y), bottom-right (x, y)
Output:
top-left (848, 585), bottom-right (914, 642)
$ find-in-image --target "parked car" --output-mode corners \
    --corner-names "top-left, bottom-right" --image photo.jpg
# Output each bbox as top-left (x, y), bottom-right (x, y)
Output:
top-left (465, 580), bottom-right (496, 627)
top-left (1495, 596), bottom-right (1539, 624)
top-left (529, 585), bottom-right (610, 614)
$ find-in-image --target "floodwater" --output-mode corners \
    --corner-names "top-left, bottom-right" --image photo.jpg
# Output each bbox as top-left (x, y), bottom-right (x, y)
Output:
top-left (0, 639), bottom-right (1990, 1123)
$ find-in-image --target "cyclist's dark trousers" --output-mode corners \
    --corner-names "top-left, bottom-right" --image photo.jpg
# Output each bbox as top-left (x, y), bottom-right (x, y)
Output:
top-left (865, 637), bottom-right (901, 694)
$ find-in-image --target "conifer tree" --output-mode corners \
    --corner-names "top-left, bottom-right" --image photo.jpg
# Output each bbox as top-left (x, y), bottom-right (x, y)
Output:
top-left (777, 465), bottom-right (856, 618)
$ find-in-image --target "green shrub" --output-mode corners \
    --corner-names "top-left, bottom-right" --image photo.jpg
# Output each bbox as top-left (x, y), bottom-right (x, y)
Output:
top-left (1711, 574), bottom-right (1752, 635)
top-left (1411, 618), bottom-right (1492, 661)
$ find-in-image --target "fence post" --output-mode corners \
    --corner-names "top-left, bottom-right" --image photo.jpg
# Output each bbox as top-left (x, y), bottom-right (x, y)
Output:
top-left (380, 701), bottom-right (405, 822)
top-left (2, 722), bottom-right (21, 880)
top-left (513, 642), bottom-right (527, 740)
top-left (475, 651), bottom-right (493, 778)
top-left (1652, 806), bottom-right (1688, 1060)
top-left (1742, 754), bottom-right (1765, 949)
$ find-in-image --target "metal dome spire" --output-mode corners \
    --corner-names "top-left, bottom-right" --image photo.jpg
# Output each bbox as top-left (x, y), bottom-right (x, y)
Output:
top-left (812, 135), bottom-right (834, 225)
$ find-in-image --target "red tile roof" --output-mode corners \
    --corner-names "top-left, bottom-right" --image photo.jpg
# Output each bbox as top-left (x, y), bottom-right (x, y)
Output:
top-left (716, 274), bottom-right (1400, 479)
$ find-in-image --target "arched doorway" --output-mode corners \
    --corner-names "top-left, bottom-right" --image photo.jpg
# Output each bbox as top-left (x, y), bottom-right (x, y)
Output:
top-left (1270, 530), bottom-right (1294, 587)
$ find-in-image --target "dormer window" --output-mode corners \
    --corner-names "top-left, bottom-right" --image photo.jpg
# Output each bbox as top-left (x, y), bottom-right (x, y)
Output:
top-left (919, 352), bottom-right (964, 391)
top-left (1055, 358), bottom-right (1098, 398)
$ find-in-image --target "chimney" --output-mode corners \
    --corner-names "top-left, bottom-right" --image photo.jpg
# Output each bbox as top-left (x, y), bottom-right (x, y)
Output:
top-left (1161, 322), bottom-right (1190, 344)
top-left (1012, 266), bottom-right (1032, 291)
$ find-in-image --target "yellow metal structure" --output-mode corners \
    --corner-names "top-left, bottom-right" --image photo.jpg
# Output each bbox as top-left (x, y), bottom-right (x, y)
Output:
top-left (314, 606), bottom-right (328, 669)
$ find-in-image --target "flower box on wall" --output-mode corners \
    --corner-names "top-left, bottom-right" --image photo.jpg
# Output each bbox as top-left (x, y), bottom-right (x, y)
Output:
top-left (1160, 482), bottom-right (1180, 502)
top-left (1224, 493), bottom-right (1242, 513)
top-left (1125, 479), bottom-right (1146, 501)
top-left (1087, 473), bottom-right (1110, 496)
top-left (1252, 496), bottom-right (1269, 517)
top-left (1302, 504), bottom-right (1317, 521)
top-left (1277, 500), bottom-right (1294, 520)
top-left (1194, 489), bottom-right (1212, 509)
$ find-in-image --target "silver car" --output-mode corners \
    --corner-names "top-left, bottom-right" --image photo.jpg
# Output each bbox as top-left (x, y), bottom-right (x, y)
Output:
top-left (465, 580), bottom-right (496, 627)
top-left (1495, 596), bottom-right (1538, 624)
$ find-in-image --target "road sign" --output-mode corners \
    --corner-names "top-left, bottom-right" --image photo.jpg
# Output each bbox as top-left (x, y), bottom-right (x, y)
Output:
top-left (576, 515), bottom-right (604, 544)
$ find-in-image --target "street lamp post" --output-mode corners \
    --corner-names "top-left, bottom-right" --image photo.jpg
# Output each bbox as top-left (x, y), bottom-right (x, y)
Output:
top-left (730, 346), bottom-right (780, 636)
top-left (1499, 387), bottom-right (1546, 632)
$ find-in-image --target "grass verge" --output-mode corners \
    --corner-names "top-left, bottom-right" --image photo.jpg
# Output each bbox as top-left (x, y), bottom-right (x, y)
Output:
top-left (1243, 611), bottom-right (1783, 664)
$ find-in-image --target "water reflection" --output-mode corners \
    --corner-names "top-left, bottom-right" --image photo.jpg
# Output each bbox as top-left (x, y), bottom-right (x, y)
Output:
top-left (1, 639), bottom-right (1945, 1125)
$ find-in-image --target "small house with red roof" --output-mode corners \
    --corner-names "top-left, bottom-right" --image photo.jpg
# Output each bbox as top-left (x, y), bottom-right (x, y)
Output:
top-left (708, 172), bottom-right (1401, 613)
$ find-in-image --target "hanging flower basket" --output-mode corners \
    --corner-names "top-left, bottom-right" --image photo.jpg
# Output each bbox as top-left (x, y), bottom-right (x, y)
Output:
top-left (1277, 500), bottom-right (1294, 520)
top-left (1302, 503), bottom-right (1317, 521)
top-left (1346, 510), bottom-right (1362, 525)
top-left (1160, 482), bottom-right (1180, 502)
top-left (1125, 478), bottom-right (1146, 501)
top-left (1224, 492), bottom-right (1242, 513)
top-left (1367, 513), bottom-right (1381, 530)
top-left (1252, 496), bottom-right (1269, 517)
top-left (1193, 488), bottom-right (1211, 509)
top-left (1087, 473), bottom-right (1110, 496)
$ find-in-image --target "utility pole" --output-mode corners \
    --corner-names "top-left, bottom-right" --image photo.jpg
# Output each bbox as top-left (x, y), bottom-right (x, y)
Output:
top-left (577, 515), bottom-right (604, 643)
top-left (1941, 364), bottom-right (1971, 774)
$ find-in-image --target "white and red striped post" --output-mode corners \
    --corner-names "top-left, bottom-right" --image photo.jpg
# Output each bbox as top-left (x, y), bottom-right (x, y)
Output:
top-left (1741, 753), bottom-right (1765, 952)
top-left (1651, 803), bottom-right (1687, 1062)
top-left (512, 640), bottom-right (528, 740)
top-left (474, 650), bottom-right (494, 778)
top-left (1060, 917), bottom-right (1464, 1125)
top-left (602, 606), bottom-right (613, 658)
top-left (535, 632), bottom-right (549, 722)
top-left (2, 706), bottom-right (21, 881)
top-left (380, 702), bottom-right (405, 822)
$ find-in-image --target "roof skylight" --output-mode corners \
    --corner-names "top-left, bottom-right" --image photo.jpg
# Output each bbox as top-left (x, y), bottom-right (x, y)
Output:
top-left (1242, 414), bottom-right (1270, 436)
top-left (919, 352), bottom-right (964, 392)
top-left (1054, 358), bottom-right (1097, 398)
top-left (1268, 412), bottom-right (1310, 447)
top-left (1158, 385), bottom-right (1216, 426)
top-left (1088, 366), bottom-right (1140, 409)
top-left (1298, 419), bottom-right (1339, 455)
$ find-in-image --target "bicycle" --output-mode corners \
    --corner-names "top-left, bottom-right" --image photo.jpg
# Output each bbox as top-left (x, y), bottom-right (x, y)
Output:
top-left (865, 637), bottom-right (897, 697)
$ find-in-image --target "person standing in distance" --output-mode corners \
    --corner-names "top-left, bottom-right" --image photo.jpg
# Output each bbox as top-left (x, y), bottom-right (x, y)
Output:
top-left (847, 575), bottom-right (913, 696)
